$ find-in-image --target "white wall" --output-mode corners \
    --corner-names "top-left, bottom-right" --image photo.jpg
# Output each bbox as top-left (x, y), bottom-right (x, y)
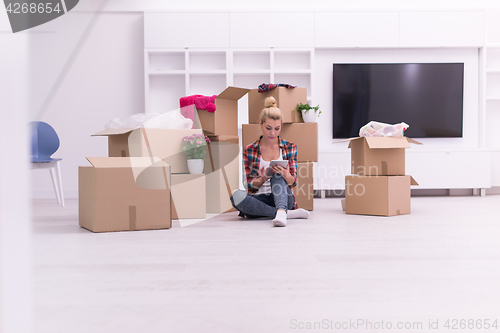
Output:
top-left (0, 7), bottom-right (32, 333)
top-left (30, 3), bottom-right (145, 199)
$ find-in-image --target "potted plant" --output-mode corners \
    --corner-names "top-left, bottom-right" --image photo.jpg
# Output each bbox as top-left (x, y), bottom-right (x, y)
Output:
top-left (182, 134), bottom-right (211, 174)
top-left (296, 103), bottom-right (321, 123)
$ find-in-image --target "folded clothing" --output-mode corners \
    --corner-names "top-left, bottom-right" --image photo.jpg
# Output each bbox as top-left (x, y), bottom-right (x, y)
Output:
top-left (258, 83), bottom-right (296, 93)
top-left (180, 94), bottom-right (217, 112)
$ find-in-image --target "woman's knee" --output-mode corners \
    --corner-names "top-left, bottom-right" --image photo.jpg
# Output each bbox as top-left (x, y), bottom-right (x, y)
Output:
top-left (230, 189), bottom-right (247, 207)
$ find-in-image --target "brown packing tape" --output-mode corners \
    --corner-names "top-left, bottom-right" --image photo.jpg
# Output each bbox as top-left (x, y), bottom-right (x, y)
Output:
top-left (381, 161), bottom-right (388, 175)
top-left (129, 206), bottom-right (136, 230)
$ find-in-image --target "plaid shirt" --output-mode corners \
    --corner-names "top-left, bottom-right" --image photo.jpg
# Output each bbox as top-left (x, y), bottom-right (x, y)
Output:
top-left (243, 136), bottom-right (298, 209)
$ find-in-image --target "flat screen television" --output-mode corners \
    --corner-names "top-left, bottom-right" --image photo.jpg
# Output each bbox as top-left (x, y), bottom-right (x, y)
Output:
top-left (332, 63), bottom-right (464, 138)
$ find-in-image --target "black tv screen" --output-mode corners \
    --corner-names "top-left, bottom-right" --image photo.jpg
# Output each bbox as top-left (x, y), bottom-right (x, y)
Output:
top-left (332, 63), bottom-right (464, 138)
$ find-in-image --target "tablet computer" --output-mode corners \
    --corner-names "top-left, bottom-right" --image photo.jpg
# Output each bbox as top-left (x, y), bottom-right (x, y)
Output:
top-left (266, 160), bottom-right (289, 176)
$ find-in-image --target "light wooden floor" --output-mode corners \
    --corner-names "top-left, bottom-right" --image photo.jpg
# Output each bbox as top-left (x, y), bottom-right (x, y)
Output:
top-left (33, 196), bottom-right (500, 333)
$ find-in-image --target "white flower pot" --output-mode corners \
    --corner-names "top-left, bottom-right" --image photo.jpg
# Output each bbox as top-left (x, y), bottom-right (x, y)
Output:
top-left (302, 110), bottom-right (318, 123)
top-left (187, 159), bottom-right (204, 174)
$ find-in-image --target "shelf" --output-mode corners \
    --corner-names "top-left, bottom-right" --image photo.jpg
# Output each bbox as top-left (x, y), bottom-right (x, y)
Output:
top-left (274, 70), bottom-right (312, 74)
top-left (148, 52), bottom-right (185, 71)
top-left (486, 69), bottom-right (500, 74)
top-left (148, 70), bottom-right (185, 76)
top-left (189, 70), bottom-right (227, 76)
top-left (233, 51), bottom-right (270, 71)
top-left (189, 51), bottom-right (226, 71)
top-left (233, 70), bottom-right (271, 75)
top-left (486, 96), bottom-right (500, 101)
top-left (274, 51), bottom-right (311, 71)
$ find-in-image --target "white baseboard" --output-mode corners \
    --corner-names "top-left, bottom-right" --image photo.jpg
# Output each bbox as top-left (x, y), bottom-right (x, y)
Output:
top-left (31, 189), bottom-right (78, 200)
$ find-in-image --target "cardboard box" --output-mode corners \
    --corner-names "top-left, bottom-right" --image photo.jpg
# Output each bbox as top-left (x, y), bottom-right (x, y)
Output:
top-left (341, 137), bottom-right (422, 176)
top-left (344, 175), bottom-right (418, 216)
top-left (295, 162), bottom-right (314, 211)
top-left (92, 128), bottom-right (203, 174)
top-left (242, 122), bottom-right (318, 162)
top-left (248, 87), bottom-right (307, 124)
top-left (79, 157), bottom-right (171, 232)
top-left (197, 86), bottom-right (250, 136)
top-left (205, 135), bottom-right (240, 213)
top-left (171, 174), bottom-right (206, 219)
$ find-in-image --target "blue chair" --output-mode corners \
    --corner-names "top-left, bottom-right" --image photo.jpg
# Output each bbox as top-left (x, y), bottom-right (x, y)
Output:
top-left (30, 121), bottom-right (65, 207)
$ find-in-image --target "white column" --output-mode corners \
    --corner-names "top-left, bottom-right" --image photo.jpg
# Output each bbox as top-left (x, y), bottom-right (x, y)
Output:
top-left (0, 9), bottom-right (32, 333)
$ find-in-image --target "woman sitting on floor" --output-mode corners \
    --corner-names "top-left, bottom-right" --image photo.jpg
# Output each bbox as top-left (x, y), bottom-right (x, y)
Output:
top-left (230, 97), bottom-right (310, 227)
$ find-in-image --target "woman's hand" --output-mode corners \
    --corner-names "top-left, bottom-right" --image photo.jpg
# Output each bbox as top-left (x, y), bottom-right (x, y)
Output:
top-left (258, 167), bottom-right (270, 182)
top-left (271, 164), bottom-right (291, 179)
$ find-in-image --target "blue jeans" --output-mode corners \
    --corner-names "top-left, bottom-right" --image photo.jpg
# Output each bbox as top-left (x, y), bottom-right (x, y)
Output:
top-left (230, 174), bottom-right (295, 218)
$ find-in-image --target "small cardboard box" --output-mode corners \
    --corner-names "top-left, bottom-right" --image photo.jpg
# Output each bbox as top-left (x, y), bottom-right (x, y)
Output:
top-left (344, 175), bottom-right (418, 216)
top-left (92, 128), bottom-right (203, 174)
top-left (341, 137), bottom-right (422, 176)
top-left (295, 162), bottom-right (314, 211)
top-left (197, 86), bottom-right (250, 136)
top-left (171, 174), bottom-right (206, 219)
top-left (248, 87), bottom-right (307, 124)
top-left (205, 135), bottom-right (240, 214)
top-left (79, 157), bottom-right (171, 232)
top-left (242, 122), bottom-right (318, 162)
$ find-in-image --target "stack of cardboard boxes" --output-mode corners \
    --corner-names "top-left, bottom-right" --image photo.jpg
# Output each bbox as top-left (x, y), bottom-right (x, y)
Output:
top-left (198, 87), bottom-right (250, 214)
top-left (342, 136), bottom-right (422, 216)
top-left (79, 87), bottom-right (249, 232)
top-left (242, 87), bottom-right (317, 211)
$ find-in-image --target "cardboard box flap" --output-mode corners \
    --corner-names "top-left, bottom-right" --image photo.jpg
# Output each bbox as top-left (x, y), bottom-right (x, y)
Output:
top-left (86, 157), bottom-right (160, 168)
top-left (217, 86), bottom-right (250, 101)
top-left (406, 137), bottom-right (423, 145)
top-left (365, 137), bottom-right (411, 149)
top-left (338, 136), bottom-right (422, 149)
top-left (410, 176), bottom-right (419, 186)
top-left (91, 128), bottom-right (137, 137)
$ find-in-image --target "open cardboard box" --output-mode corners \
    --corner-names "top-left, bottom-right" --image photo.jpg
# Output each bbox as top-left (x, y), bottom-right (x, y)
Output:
top-left (344, 175), bottom-right (418, 216)
top-left (204, 135), bottom-right (239, 214)
top-left (295, 162), bottom-right (314, 211)
top-left (92, 128), bottom-right (203, 174)
top-left (339, 136), bottom-right (422, 176)
top-left (197, 86), bottom-right (250, 136)
top-left (242, 122), bottom-right (318, 162)
top-left (248, 87), bottom-right (307, 124)
top-left (171, 174), bottom-right (206, 219)
top-left (79, 157), bottom-right (171, 232)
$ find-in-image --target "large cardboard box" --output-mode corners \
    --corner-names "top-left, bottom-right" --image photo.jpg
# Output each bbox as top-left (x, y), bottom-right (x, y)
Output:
top-left (242, 122), bottom-right (318, 162)
top-left (341, 137), bottom-right (422, 176)
top-left (79, 157), bottom-right (171, 232)
top-left (197, 86), bottom-right (250, 136)
top-left (204, 135), bottom-right (239, 213)
top-left (171, 174), bottom-right (206, 219)
top-left (295, 162), bottom-right (314, 211)
top-left (92, 128), bottom-right (203, 174)
top-left (248, 87), bottom-right (307, 124)
top-left (344, 175), bottom-right (418, 216)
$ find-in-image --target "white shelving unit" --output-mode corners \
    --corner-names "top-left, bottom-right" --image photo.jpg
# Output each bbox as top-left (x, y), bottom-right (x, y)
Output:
top-left (485, 11), bottom-right (500, 157)
top-left (144, 48), bottom-right (314, 128)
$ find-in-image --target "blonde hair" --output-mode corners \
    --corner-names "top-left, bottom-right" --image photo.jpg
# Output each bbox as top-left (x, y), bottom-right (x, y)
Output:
top-left (259, 97), bottom-right (282, 123)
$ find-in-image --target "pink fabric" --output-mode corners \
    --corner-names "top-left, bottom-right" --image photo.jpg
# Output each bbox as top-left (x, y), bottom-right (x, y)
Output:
top-left (180, 94), bottom-right (217, 113)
